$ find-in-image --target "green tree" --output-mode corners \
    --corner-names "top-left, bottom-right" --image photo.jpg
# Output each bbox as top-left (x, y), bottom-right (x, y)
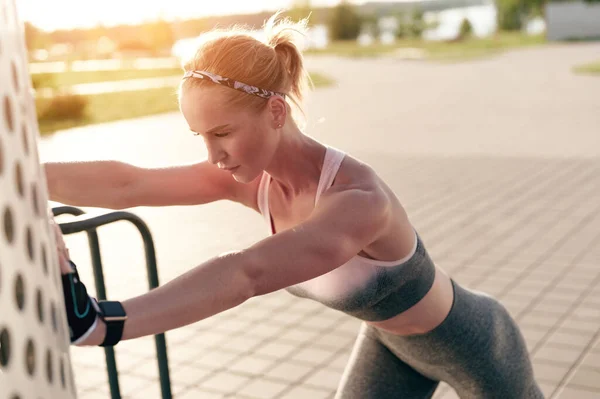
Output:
top-left (409, 8), bottom-right (425, 38)
top-left (117, 38), bottom-right (153, 52)
top-left (142, 18), bottom-right (175, 55)
top-left (497, 0), bottom-right (523, 31)
top-left (395, 12), bottom-right (410, 38)
top-left (288, 0), bottom-right (313, 25)
top-left (24, 22), bottom-right (50, 50)
top-left (361, 13), bottom-right (380, 38)
top-left (527, 0), bottom-right (546, 17)
top-left (458, 18), bottom-right (473, 40)
top-left (328, 1), bottom-right (363, 40)
top-left (496, 0), bottom-right (554, 31)
top-left (86, 24), bottom-right (109, 41)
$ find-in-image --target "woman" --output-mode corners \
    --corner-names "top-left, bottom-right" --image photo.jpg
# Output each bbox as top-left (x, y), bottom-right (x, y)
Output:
top-left (47, 13), bottom-right (543, 399)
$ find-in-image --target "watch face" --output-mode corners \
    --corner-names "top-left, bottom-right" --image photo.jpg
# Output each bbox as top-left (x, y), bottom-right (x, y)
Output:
top-left (99, 301), bottom-right (126, 318)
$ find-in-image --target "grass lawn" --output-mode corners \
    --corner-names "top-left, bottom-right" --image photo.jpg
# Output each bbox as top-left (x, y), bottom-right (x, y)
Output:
top-left (36, 72), bottom-right (335, 135)
top-left (309, 71), bottom-right (335, 88)
top-left (573, 60), bottom-right (600, 75)
top-left (305, 32), bottom-right (546, 61)
top-left (32, 68), bottom-right (336, 88)
top-left (37, 87), bottom-right (179, 134)
top-left (32, 67), bottom-right (183, 88)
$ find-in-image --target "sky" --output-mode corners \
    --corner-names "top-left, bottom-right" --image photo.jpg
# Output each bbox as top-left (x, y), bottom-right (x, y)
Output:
top-left (16, 0), bottom-right (386, 32)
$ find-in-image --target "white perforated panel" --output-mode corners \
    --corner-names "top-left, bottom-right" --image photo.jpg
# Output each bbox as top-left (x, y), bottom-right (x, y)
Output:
top-left (0, 1), bottom-right (77, 398)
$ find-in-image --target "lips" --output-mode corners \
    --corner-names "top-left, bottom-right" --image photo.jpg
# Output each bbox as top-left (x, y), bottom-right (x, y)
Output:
top-left (221, 165), bottom-right (239, 172)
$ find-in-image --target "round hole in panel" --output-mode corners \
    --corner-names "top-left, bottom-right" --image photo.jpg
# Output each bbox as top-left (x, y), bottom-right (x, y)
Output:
top-left (3, 95), bottom-right (14, 133)
top-left (50, 301), bottom-right (57, 333)
top-left (25, 337), bottom-right (35, 376)
top-left (0, 327), bottom-right (11, 368)
top-left (21, 122), bottom-right (29, 155)
top-left (41, 242), bottom-right (48, 275)
top-left (14, 160), bottom-right (24, 197)
top-left (3, 205), bottom-right (15, 244)
top-left (11, 59), bottom-right (20, 93)
top-left (32, 181), bottom-right (41, 217)
top-left (14, 273), bottom-right (25, 311)
top-left (60, 356), bottom-right (66, 389)
top-left (26, 225), bottom-right (35, 262)
top-left (36, 287), bottom-right (44, 324)
top-left (46, 348), bottom-right (54, 384)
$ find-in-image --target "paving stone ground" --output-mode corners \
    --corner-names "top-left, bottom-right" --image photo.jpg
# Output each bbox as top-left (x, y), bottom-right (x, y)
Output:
top-left (40, 42), bottom-right (600, 398)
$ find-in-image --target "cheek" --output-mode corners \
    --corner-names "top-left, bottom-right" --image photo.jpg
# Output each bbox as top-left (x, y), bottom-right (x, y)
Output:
top-left (237, 127), bottom-right (271, 161)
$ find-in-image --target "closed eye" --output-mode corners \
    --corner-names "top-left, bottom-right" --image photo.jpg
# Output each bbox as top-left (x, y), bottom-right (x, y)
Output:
top-left (189, 127), bottom-right (231, 137)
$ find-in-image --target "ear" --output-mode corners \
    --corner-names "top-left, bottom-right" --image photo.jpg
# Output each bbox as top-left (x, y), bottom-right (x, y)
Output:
top-left (266, 95), bottom-right (287, 129)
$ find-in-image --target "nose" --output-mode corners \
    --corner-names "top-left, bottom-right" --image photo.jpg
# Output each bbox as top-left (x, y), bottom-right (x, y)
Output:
top-left (205, 140), bottom-right (226, 165)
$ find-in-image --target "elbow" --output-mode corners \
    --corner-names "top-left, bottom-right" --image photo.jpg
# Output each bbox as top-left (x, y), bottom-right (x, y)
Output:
top-left (90, 194), bottom-right (130, 210)
top-left (239, 247), bottom-right (327, 298)
top-left (111, 195), bottom-right (133, 210)
top-left (110, 165), bottom-right (139, 210)
top-left (218, 251), bottom-right (259, 301)
top-left (238, 250), bottom-right (271, 298)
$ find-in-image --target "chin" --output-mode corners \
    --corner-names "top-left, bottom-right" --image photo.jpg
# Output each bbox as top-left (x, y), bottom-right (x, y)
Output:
top-left (233, 168), bottom-right (260, 184)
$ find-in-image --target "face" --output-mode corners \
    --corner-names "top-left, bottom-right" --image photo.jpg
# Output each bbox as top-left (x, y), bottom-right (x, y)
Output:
top-left (180, 86), bottom-right (285, 183)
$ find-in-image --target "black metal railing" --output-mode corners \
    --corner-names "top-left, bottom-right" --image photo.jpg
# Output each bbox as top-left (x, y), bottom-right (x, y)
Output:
top-left (53, 206), bottom-right (172, 399)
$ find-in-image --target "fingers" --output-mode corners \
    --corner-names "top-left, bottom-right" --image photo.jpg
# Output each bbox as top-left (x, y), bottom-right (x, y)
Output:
top-left (49, 218), bottom-right (74, 274)
top-left (57, 249), bottom-right (73, 274)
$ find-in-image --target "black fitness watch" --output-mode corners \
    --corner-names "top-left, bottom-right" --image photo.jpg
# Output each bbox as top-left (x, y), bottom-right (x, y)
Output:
top-left (97, 300), bottom-right (127, 347)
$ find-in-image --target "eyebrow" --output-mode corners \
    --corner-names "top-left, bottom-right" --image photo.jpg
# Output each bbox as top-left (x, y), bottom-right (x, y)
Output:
top-left (207, 124), bottom-right (230, 134)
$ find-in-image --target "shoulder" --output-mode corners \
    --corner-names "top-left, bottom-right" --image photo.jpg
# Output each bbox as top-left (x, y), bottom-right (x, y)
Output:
top-left (327, 153), bottom-right (388, 204)
top-left (316, 155), bottom-right (392, 234)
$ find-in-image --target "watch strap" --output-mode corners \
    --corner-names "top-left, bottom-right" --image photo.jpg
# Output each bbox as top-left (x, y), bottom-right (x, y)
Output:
top-left (97, 301), bottom-right (126, 347)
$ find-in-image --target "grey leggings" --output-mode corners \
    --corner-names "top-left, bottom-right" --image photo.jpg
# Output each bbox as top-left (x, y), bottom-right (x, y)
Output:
top-left (335, 280), bottom-right (544, 398)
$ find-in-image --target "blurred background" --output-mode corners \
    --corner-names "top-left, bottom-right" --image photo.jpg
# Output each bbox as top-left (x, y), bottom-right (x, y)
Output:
top-left (17, 0), bottom-right (599, 135)
top-left (14, 1), bottom-right (600, 398)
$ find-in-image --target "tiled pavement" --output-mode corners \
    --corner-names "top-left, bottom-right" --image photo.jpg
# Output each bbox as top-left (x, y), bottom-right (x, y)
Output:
top-left (42, 43), bottom-right (600, 398)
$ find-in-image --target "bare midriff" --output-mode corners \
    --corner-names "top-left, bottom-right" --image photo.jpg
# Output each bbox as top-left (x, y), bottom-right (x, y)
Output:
top-left (366, 265), bottom-right (455, 336)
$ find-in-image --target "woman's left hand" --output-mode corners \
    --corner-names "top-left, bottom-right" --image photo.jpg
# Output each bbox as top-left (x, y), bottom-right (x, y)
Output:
top-left (51, 218), bottom-right (74, 275)
top-left (50, 217), bottom-right (103, 345)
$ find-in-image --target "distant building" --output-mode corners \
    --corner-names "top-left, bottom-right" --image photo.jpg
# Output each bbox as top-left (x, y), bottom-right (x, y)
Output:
top-left (545, 1), bottom-right (600, 40)
top-left (171, 24), bottom-right (330, 60)
top-left (362, 0), bottom-right (546, 42)
top-left (423, 1), bottom-right (497, 41)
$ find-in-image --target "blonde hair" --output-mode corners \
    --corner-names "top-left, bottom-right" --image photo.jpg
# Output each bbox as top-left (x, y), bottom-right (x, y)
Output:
top-left (179, 12), bottom-right (312, 124)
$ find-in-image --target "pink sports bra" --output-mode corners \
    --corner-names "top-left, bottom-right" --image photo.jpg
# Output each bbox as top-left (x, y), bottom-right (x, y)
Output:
top-left (256, 146), bottom-right (436, 321)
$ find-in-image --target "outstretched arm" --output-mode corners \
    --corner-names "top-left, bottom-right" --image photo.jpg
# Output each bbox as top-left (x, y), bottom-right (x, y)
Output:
top-left (45, 160), bottom-right (258, 209)
top-left (78, 186), bottom-right (390, 345)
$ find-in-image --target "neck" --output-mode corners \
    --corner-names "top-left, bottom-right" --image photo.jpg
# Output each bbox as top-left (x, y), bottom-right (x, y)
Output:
top-left (264, 124), bottom-right (326, 197)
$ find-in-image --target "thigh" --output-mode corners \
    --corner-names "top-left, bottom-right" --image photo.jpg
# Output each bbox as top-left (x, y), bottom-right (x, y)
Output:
top-left (381, 281), bottom-right (544, 399)
top-left (447, 286), bottom-right (545, 398)
top-left (335, 323), bottom-right (439, 399)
